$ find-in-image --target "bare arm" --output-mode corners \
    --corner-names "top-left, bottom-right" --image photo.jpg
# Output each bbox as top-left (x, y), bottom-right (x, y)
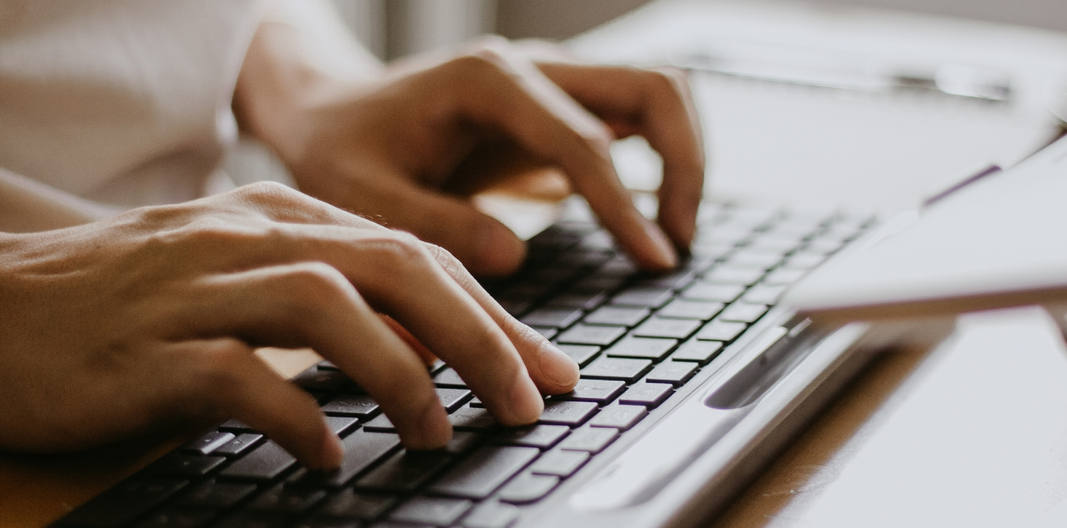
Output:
top-left (0, 167), bottom-right (117, 233)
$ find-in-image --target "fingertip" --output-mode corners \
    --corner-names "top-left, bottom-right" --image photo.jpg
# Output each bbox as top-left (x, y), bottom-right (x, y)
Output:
top-left (399, 403), bottom-right (453, 451)
top-left (318, 423), bottom-right (345, 470)
top-left (537, 341), bottom-right (579, 393)
top-left (474, 221), bottom-right (527, 276)
top-left (637, 221), bottom-right (679, 271)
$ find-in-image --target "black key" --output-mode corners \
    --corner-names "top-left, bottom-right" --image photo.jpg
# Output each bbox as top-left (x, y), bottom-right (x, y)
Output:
top-left (427, 446), bottom-right (540, 499)
top-left (645, 362), bottom-right (698, 386)
top-left (219, 441), bottom-right (296, 481)
top-left (248, 483), bottom-right (326, 514)
top-left (719, 303), bottom-right (769, 323)
top-left (356, 450), bottom-right (451, 492)
top-left (148, 453), bottom-right (225, 478)
top-left (443, 430), bottom-right (483, 455)
top-left (497, 473), bottom-right (559, 504)
top-left (656, 299), bottom-right (724, 320)
top-left (529, 450), bottom-right (589, 478)
top-left (450, 404), bottom-right (497, 430)
top-left (212, 513), bottom-right (285, 528)
top-left (558, 426), bottom-right (619, 454)
top-left (134, 507), bottom-right (215, 528)
top-left (214, 433), bottom-right (263, 457)
top-left (553, 379), bottom-right (625, 404)
top-left (322, 394), bottom-right (379, 418)
top-left (631, 318), bottom-right (702, 339)
top-left (696, 320), bottom-right (747, 342)
top-left (218, 419), bottom-right (256, 433)
top-left (634, 269), bottom-right (697, 290)
top-left (389, 496), bottom-right (472, 525)
top-left (681, 282), bottom-right (745, 302)
top-left (555, 324), bottom-right (626, 346)
top-left (590, 403), bottom-right (648, 430)
top-left (581, 356), bottom-right (652, 383)
top-left (292, 369), bottom-right (351, 393)
top-left (176, 479), bottom-right (257, 508)
top-left (582, 306), bottom-right (650, 327)
top-left (461, 501), bottom-right (519, 528)
top-left (572, 275), bottom-right (625, 293)
top-left (63, 477), bottom-right (188, 528)
top-left (325, 416), bottom-right (360, 436)
top-left (532, 326), bottom-right (558, 340)
top-left (317, 360), bottom-right (340, 371)
top-left (362, 414), bottom-right (395, 432)
top-left (538, 400), bottom-right (598, 426)
top-left (619, 382), bottom-right (673, 408)
top-left (671, 340), bottom-right (723, 364)
top-left (318, 490), bottom-right (397, 520)
top-left (494, 425), bottom-right (570, 449)
top-left (703, 266), bottom-right (764, 285)
top-left (597, 256), bottom-right (639, 275)
top-left (546, 291), bottom-right (607, 310)
top-left (437, 387), bottom-right (473, 413)
top-left (182, 431), bottom-right (234, 456)
top-left (434, 367), bottom-right (467, 388)
top-left (521, 307), bottom-right (583, 328)
top-left (293, 431), bottom-right (400, 489)
top-left (291, 518), bottom-right (362, 528)
top-left (603, 337), bottom-right (676, 361)
top-left (555, 344), bottom-right (600, 367)
top-left (497, 299), bottom-right (531, 317)
top-left (611, 286), bottom-right (673, 308)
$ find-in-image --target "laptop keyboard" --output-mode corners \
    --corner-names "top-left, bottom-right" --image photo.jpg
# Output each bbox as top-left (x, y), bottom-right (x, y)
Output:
top-left (55, 201), bottom-right (873, 528)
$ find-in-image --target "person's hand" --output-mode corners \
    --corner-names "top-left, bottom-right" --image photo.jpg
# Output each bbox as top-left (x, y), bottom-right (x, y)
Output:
top-left (0, 182), bottom-right (579, 469)
top-left (236, 35), bottom-right (705, 276)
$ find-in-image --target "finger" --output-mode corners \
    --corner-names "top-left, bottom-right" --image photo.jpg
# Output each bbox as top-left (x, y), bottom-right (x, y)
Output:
top-left (169, 338), bottom-right (343, 469)
top-left (380, 313), bottom-right (437, 366)
top-left (442, 41), bottom-right (678, 270)
top-left (423, 243), bottom-right (580, 394)
top-left (537, 63), bottom-right (706, 249)
top-left (172, 262), bottom-right (453, 450)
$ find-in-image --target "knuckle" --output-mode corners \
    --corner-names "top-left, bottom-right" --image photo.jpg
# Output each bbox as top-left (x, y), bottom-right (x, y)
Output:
top-left (191, 339), bottom-right (254, 391)
top-left (280, 262), bottom-right (356, 307)
top-left (368, 231), bottom-right (434, 272)
top-left (646, 66), bottom-right (692, 97)
top-left (238, 181), bottom-right (300, 203)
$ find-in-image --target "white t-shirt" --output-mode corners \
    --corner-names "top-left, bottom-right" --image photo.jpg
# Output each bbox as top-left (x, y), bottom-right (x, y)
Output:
top-left (0, 0), bottom-right (264, 207)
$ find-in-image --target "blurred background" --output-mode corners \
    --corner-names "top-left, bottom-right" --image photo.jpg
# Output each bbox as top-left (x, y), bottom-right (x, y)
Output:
top-left (333, 0), bottom-right (1067, 60)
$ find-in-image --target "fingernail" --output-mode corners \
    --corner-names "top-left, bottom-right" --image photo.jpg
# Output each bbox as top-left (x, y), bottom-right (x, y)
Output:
top-left (538, 341), bottom-right (579, 389)
top-left (319, 424), bottom-right (345, 470)
top-left (477, 222), bottom-right (527, 275)
top-left (643, 221), bottom-right (678, 269)
top-left (509, 376), bottom-right (545, 424)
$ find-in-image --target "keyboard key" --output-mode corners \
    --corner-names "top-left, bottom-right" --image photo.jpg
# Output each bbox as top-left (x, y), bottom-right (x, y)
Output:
top-left (176, 479), bottom-right (257, 509)
top-left (558, 426), bottom-right (619, 454)
top-left (214, 434), bottom-right (263, 457)
top-left (291, 518), bottom-right (362, 528)
top-left (248, 484), bottom-right (326, 514)
top-left (434, 367), bottom-right (467, 388)
top-left (703, 266), bottom-right (764, 285)
top-left (461, 501), bottom-right (519, 528)
top-left (633, 269), bottom-right (697, 290)
top-left (697, 320), bottom-right (747, 342)
top-left (631, 318), bottom-right (702, 339)
top-left (427, 446), bottom-right (540, 499)
top-left (784, 252), bottom-right (827, 269)
top-left (293, 431), bottom-right (400, 489)
top-left (318, 490), bottom-right (398, 520)
top-left (531, 326), bottom-right (557, 340)
top-left (181, 431), bottom-right (234, 456)
top-left (589, 404), bottom-right (648, 431)
top-left (572, 275), bottom-right (625, 293)
top-left (148, 453), bottom-right (226, 478)
top-left (645, 362), bottom-right (698, 386)
top-left (213, 513), bottom-right (287, 528)
top-left (670, 340), bottom-right (724, 365)
top-left (291, 369), bottom-right (352, 393)
top-left (361, 414), bottom-right (395, 432)
top-left (219, 441), bottom-right (296, 481)
top-left (725, 251), bottom-right (782, 269)
top-left (497, 473), bottom-right (560, 504)
top-left (582, 305), bottom-right (650, 327)
top-left (742, 285), bottom-right (788, 304)
top-left (611, 286), bottom-right (673, 308)
top-left (444, 431), bottom-right (484, 455)
top-left (324, 416), bottom-right (361, 436)
top-left (555, 344), bottom-right (600, 367)
top-left (218, 419), bottom-right (256, 433)
top-left (134, 507), bottom-right (216, 528)
top-left (321, 394), bottom-right (379, 418)
top-left (450, 404), bottom-right (497, 430)
top-left (356, 450), bottom-right (452, 492)
top-left (437, 387), bottom-right (473, 413)
top-left (656, 299), bottom-right (724, 320)
top-left (604, 337), bottom-right (676, 361)
top-left (763, 267), bottom-right (808, 285)
top-left (63, 477), bottom-right (188, 528)
top-left (537, 401), bottom-right (598, 426)
top-left (719, 303), bottom-right (769, 323)
top-left (546, 291), bottom-right (607, 310)
top-left (494, 425), bottom-right (570, 449)
top-left (555, 324), bottom-right (627, 346)
top-left (390, 496), bottom-right (472, 525)
top-left (520, 307), bottom-right (584, 328)
top-left (553, 379), bottom-right (625, 404)
top-left (529, 450), bottom-right (589, 478)
top-left (619, 382), bottom-right (673, 408)
top-left (581, 356), bottom-right (653, 383)
top-left (682, 282), bottom-right (745, 303)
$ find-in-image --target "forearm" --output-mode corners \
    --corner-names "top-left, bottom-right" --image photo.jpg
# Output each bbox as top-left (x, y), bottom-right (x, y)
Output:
top-left (0, 167), bottom-right (116, 233)
top-left (234, 0), bottom-right (383, 163)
